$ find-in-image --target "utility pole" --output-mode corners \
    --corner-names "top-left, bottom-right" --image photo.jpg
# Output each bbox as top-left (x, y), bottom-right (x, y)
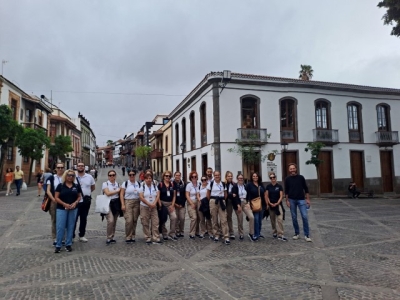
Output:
top-left (1, 60), bottom-right (9, 75)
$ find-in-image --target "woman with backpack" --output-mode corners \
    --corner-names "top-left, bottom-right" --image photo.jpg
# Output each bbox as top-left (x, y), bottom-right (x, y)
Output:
top-left (120, 169), bottom-right (141, 244)
top-left (246, 172), bottom-right (266, 241)
top-left (197, 175), bottom-right (212, 239)
top-left (207, 171), bottom-right (230, 245)
top-left (236, 174), bottom-right (256, 241)
top-left (225, 171), bottom-right (242, 240)
top-left (102, 170), bottom-right (122, 245)
top-left (139, 172), bottom-right (161, 244)
top-left (185, 171), bottom-right (200, 239)
top-left (158, 170), bottom-right (177, 241)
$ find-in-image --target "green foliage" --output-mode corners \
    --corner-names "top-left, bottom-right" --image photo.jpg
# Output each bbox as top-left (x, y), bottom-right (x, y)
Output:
top-left (378, 0), bottom-right (400, 37)
top-left (227, 139), bottom-right (267, 164)
top-left (135, 146), bottom-right (152, 159)
top-left (106, 140), bottom-right (113, 145)
top-left (49, 135), bottom-right (73, 168)
top-left (304, 142), bottom-right (325, 167)
top-left (299, 65), bottom-right (314, 80)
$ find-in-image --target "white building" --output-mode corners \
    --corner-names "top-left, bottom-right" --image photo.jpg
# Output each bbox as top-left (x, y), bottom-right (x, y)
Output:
top-left (169, 71), bottom-right (400, 195)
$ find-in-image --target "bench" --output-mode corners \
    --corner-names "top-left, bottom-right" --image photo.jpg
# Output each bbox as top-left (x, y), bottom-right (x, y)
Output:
top-left (347, 189), bottom-right (374, 198)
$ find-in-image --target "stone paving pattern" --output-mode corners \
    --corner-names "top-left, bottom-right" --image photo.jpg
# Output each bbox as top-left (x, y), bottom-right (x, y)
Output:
top-left (1, 169), bottom-right (400, 299)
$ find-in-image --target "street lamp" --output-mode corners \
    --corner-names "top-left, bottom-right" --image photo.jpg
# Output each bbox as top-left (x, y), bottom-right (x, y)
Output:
top-left (281, 142), bottom-right (288, 180)
top-left (180, 142), bottom-right (186, 182)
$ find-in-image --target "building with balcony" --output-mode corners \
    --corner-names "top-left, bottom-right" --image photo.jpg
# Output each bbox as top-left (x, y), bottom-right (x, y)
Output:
top-left (149, 119), bottom-right (172, 180)
top-left (78, 113), bottom-right (94, 167)
top-left (169, 71), bottom-right (400, 194)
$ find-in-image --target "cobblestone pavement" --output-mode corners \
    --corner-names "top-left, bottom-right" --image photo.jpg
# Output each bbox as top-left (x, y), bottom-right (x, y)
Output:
top-left (1, 169), bottom-right (400, 299)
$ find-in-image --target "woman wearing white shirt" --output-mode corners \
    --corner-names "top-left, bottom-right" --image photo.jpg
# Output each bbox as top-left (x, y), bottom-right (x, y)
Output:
top-left (102, 170), bottom-right (122, 245)
top-left (185, 171), bottom-right (199, 239)
top-left (121, 170), bottom-right (141, 244)
top-left (197, 175), bottom-right (212, 239)
top-left (139, 173), bottom-right (161, 245)
top-left (236, 174), bottom-right (255, 241)
top-left (207, 171), bottom-right (230, 245)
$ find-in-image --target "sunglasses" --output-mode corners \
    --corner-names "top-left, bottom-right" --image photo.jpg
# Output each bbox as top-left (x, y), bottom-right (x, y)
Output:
top-left (129, 174), bottom-right (135, 176)
top-left (270, 176), bottom-right (276, 179)
top-left (164, 175), bottom-right (171, 178)
top-left (191, 176), bottom-right (198, 178)
top-left (201, 179), bottom-right (207, 181)
top-left (109, 174), bottom-right (116, 177)
top-left (67, 174), bottom-right (75, 177)
top-left (56, 167), bottom-right (64, 169)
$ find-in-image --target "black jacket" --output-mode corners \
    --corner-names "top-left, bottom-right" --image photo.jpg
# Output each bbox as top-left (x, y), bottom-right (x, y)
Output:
top-left (158, 203), bottom-right (169, 233)
top-left (174, 180), bottom-right (186, 207)
top-left (199, 197), bottom-right (211, 220)
top-left (227, 182), bottom-right (240, 210)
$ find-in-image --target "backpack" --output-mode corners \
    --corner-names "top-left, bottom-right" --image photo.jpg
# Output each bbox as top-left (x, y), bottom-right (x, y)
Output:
top-left (142, 181), bottom-right (157, 192)
top-left (209, 180), bottom-right (226, 190)
top-left (124, 180), bottom-right (141, 189)
top-left (158, 181), bottom-right (174, 190)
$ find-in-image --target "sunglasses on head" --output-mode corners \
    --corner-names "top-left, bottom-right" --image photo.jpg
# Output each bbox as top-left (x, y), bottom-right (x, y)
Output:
top-left (109, 174), bottom-right (116, 177)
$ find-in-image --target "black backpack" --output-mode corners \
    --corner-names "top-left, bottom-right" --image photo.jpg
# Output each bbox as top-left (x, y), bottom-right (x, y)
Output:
top-left (124, 180), bottom-right (141, 189)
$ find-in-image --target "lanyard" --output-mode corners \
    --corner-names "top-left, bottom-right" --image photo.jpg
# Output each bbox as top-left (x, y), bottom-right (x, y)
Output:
top-left (239, 185), bottom-right (244, 196)
top-left (147, 185), bottom-right (153, 195)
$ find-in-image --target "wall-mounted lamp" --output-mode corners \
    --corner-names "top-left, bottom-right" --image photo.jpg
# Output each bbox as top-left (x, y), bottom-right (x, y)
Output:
top-left (219, 70), bottom-right (232, 94)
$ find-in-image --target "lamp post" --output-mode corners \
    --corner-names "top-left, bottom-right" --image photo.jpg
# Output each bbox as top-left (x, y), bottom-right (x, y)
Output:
top-left (281, 142), bottom-right (288, 181)
top-left (180, 142), bottom-right (186, 182)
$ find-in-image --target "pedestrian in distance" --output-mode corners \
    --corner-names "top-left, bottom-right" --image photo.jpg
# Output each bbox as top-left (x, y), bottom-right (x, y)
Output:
top-left (14, 166), bottom-right (25, 196)
top-left (236, 174), bottom-right (255, 241)
top-left (42, 168), bottom-right (53, 193)
top-left (5, 168), bottom-right (14, 196)
top-left (120, 170), bottom-right (141, 243)
top-left (36, 169), bottom-right (43, 197)
top-left (207, 171), bottom-right (230, 245)
top-left (197, 175), bottom-right (212, 238)
top-left (158, 171), bottom-right (178, 241)
top-left (246, 172), bottom-right (266, 241)
top-left (54, 169), bottom-right (82, 253)
top-left (74, 163), bottom-right (96, 243)
top-left (122, 166), bottom-right (126, 176)
top-left (225, 171), bottom-right (242, 240)
top-left (102, 170), bottom-right (122, 245)
top-left (285, 163), bottom-right (312, 242)
top-left (348, 181), bottom-right (360, 198)
top-left (139, 172), bottom-right (161, 245)
top-left (265, 172), bottom-right (287, 241)
top-left (186, 171), bottom-right (200, 239)
top-left (173, 171), bottom-right (186, 237)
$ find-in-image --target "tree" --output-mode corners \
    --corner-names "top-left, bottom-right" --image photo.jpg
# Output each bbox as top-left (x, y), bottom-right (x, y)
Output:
top-left (299, 65), bottom-right (314, 80)
top-left (15, 128), bottom-right (50, 184)
top-left (106, 140), bottom-right (113, 145)
top-left (135, 146), bottom-right (152, 168)
top-left (304, 142), bottom-right (325, 197)
top-left (0, 105), bottom-right (23, 181)
top-left (378, 0), bottom-right (400, 37)
top-left (49, 135), bottom-right (73, 169)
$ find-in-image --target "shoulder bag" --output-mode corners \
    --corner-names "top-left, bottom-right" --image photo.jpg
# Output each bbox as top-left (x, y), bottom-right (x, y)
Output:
top-left (250, 185), bottom-right (262, 212)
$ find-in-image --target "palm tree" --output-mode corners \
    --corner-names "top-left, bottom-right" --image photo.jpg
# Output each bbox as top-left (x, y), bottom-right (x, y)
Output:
top-left (299, 65), bottom-right (314, 81)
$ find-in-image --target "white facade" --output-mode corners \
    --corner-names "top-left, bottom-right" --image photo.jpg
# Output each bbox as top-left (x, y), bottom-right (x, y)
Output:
top-left (169, 72), bottom-right (400, 194)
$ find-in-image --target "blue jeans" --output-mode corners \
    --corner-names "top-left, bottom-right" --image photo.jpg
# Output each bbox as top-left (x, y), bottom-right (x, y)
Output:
top-left (253, 211), bottom-right (263, 239)
top-left (289, 199), bottom-right (310, 237)
top-left (56, 208), bottom-right (78, 248)
top-left (14, 179), bottom-right (23, 194)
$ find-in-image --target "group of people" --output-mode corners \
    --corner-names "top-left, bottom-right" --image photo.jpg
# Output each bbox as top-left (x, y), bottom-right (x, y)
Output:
top-left (4, 166), bottom-right (25, 196)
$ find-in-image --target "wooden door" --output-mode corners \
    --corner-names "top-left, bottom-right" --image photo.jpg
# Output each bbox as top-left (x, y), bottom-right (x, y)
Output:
top-left (350, 151), bottom-right (364, 188)
top-left (191, 156), bottom-right (196, 172)
top-left (380, 151), bottom-right (394, 192)
top-left (202, 154), bottom-right (208, 177)
top-left (282, 151), bottom-right (297, 182)
top-left (318, 151), bottom-right (333, 193)
top-left (243, 154), bottom-right (261, 182)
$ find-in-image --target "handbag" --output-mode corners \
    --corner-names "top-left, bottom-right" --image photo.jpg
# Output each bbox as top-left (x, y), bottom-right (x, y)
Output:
top-left (95, 195), bottom-right (111, 214)
top-left (21, 182), bottom-right (27, 191)
top-left (250, 186), bottom-right (262, 212)
top-left (41, 194), bottom-right (51, 212)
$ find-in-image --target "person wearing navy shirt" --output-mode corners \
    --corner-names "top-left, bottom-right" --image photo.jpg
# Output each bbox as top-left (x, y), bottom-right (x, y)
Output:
top-left (173, 171), bottom-right (186, 237)
top-left (246, 172), bottom-right (266, 241)
top-left (158, 171), bottom-right (177, 241)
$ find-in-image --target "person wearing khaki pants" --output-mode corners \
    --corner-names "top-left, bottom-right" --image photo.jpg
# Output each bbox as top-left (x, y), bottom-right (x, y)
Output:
top-left (207, 171), bottom-right (230, 245)
top-left (139, 173), bottom-right (161, 244)
top-left (121, 170), bottom-right (141, 244)
top-left (197, 176), bottom-right (212, 237)
top-left (186, 171), bottom-right (200, 239)
top-left (102, 170), bottom-right (122, 245)
top-left (173, 172), bottom-right (186, 238)
top-left (157, 171), bottom-right (177, 241)
top-left (265, 172), bottom-right (287, 241)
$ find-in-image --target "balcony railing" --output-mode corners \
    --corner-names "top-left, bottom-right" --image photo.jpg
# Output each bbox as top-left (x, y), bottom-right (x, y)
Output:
top-left (281, 130), bottom-right (294, 140)
top-left (237, 128), bottom-right (268, 144)
top-left (83, 143), bottom-right (91, 150)
top-left (349, 131), bottom-right (361, 142)
top-left (202, 133), bottom-right (207, 146)
top-left (150, 149), bottom-right (163, 159)
top-left (375, 131), bottom-right (399, 146)
top-left (23, 122), bottom-right (47, 131)
top-left (313, 129), bottom-right (339, 145)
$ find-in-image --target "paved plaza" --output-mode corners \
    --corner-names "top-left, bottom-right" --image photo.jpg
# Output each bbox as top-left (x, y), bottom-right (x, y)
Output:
top-left (1, 169), bottom-right (400, 299)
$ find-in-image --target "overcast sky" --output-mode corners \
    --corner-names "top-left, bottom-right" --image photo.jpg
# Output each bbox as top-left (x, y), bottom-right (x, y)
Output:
top-left (1, 0), bottom-right (399, 146)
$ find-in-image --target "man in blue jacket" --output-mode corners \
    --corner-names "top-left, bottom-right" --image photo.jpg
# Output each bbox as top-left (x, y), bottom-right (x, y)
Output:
top-left (285, 163), bottom-right (312, 242)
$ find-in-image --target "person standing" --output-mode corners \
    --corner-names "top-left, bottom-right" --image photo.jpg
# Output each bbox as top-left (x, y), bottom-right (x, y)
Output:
top-left (246, 172), bottom-right (265, 241)
top-left (285, 163), bottom-right (312, 242)
top-left (265, 172), bottom-right (287, 241)
top-left (139, 172), bottom-right (161, 244)
top-left (122, 166), bottom-right (126, 176)
top-left (54, 169), bottom-right (82, 253)
top-left (186, 171), bottom-right (200, 239)
top-left (207, 171), bottom-right (230, 245)
top-left (74, 163), bottom-right (96, 242)
top-left (236, 174), bottom-right (256, 241)
top-left (36, 170), bottom-right (43, 197)
top-left (197, 175), bottom-right (212, 238)
top-left (225, 171), bottom-right (241, 240)
top-left (158, 171), bottom-right (178, 241)
top-left (5, 168), bottom-right (14, 196)
top-left (42, 168), bottom-right (53, 193)
top-left (120, 170), bottom-right (141, 243)
top-left (46, 163), bottom-right (65, 246)
top-left (173, 171), bottom-right (186, 237)
top-left (14, 166), bottom-right (25, 196)
top-left (102, 170), bottom-right (122, 245)
top-left (206, 167), bottom-right (213, 184)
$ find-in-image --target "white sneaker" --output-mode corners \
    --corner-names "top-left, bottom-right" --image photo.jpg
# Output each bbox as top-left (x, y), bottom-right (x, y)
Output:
top-left (305, 236), bottom-right (312, 242)
top-left (6, 194), bottom-right (8, 196)
top-left (79, 237), bottom-right (88, 242)
top-left (293, 234), bottom-right (300, 240)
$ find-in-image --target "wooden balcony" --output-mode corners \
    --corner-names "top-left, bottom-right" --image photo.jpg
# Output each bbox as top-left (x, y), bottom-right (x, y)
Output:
top-left (375, 131), bottom-right (399, 147)
top-left (237, 128), bottom-right (268, 145)
top-left (150, 149), bottom-right (163, 159)
top-left (313, 129), bottom-right (339, 145)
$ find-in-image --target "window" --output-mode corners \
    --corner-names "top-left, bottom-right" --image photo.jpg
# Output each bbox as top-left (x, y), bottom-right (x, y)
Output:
top-left (23, 156), bottom-right (29, 163)
top-left (190, 111), bottom-right (195, 150)
top-left (50, 123), bottom-right (56, 138)
top-left (165, 136), bottom-right (168, 153)
top-left (315, 100), bottom-right (330, 129)
top-left (20, 108), bottom-right (24, 121)
top-left (241, 97), bottom-right (258, 129)
top-left (200, 103), bottom-right (207, 146)
top-left (175, 124), bottom-right (179, 154)
top-left (7, 145), bottom-right (13, 161)
top-left (280, 98), bottom-right (297, 141)
top-left (377, 104), bottom-right (390, 131)
top-left (165, 158), bottom-right (168, 171)
top-left (176, 159), bottom-right (180, 172)
top-left (25, 109), bottom-right (31, 122)
top-left (182, 118), bottom-right (187, 152)
top-left (347, 103), bottom-right (362, 142)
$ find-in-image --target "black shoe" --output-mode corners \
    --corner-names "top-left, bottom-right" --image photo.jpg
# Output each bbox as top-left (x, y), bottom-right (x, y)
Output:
top-left (189, 235), bottom-right (195, 239)
top-left (146, 240), bottom-right (152, 245)
top-left (259, 235), bottom-right (265, 239)
top-left (204, 231), bottom-right (209, 236)
top-left (54, 247), bottom-right (61, 253)
top-left (273, 233), bottom-right (278, 238)
top-left (66, 246), bottom-right (72, 252)
top-left (239, 235), bottom-right (244, 240)
top-left (209, 235), bottom-right (214, 240)
top-left (229, 234), bottom-right (235, 240)
top-left (163, 236), bottom-right (169, 241)
top-left (131, 238), bottom-right (136, 243)
top-left (106, 240), bottom-right (111, 245)
top-left (168, 236), bottom-right (178, 241)
top-left (125, 240), bottom-right (132, 244)
top-left (214, 237), bottom-right (219, 242)
top-left (224, 239), bottom-right (231, 245)
top-left (195, 234), bottom-right (201, 237)
top-left (53, 241), bottom-right (57, 246)
top-left (110, 239), bottom-right (116, 244)
top-left (62, 241), bottom-right (65, 245)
